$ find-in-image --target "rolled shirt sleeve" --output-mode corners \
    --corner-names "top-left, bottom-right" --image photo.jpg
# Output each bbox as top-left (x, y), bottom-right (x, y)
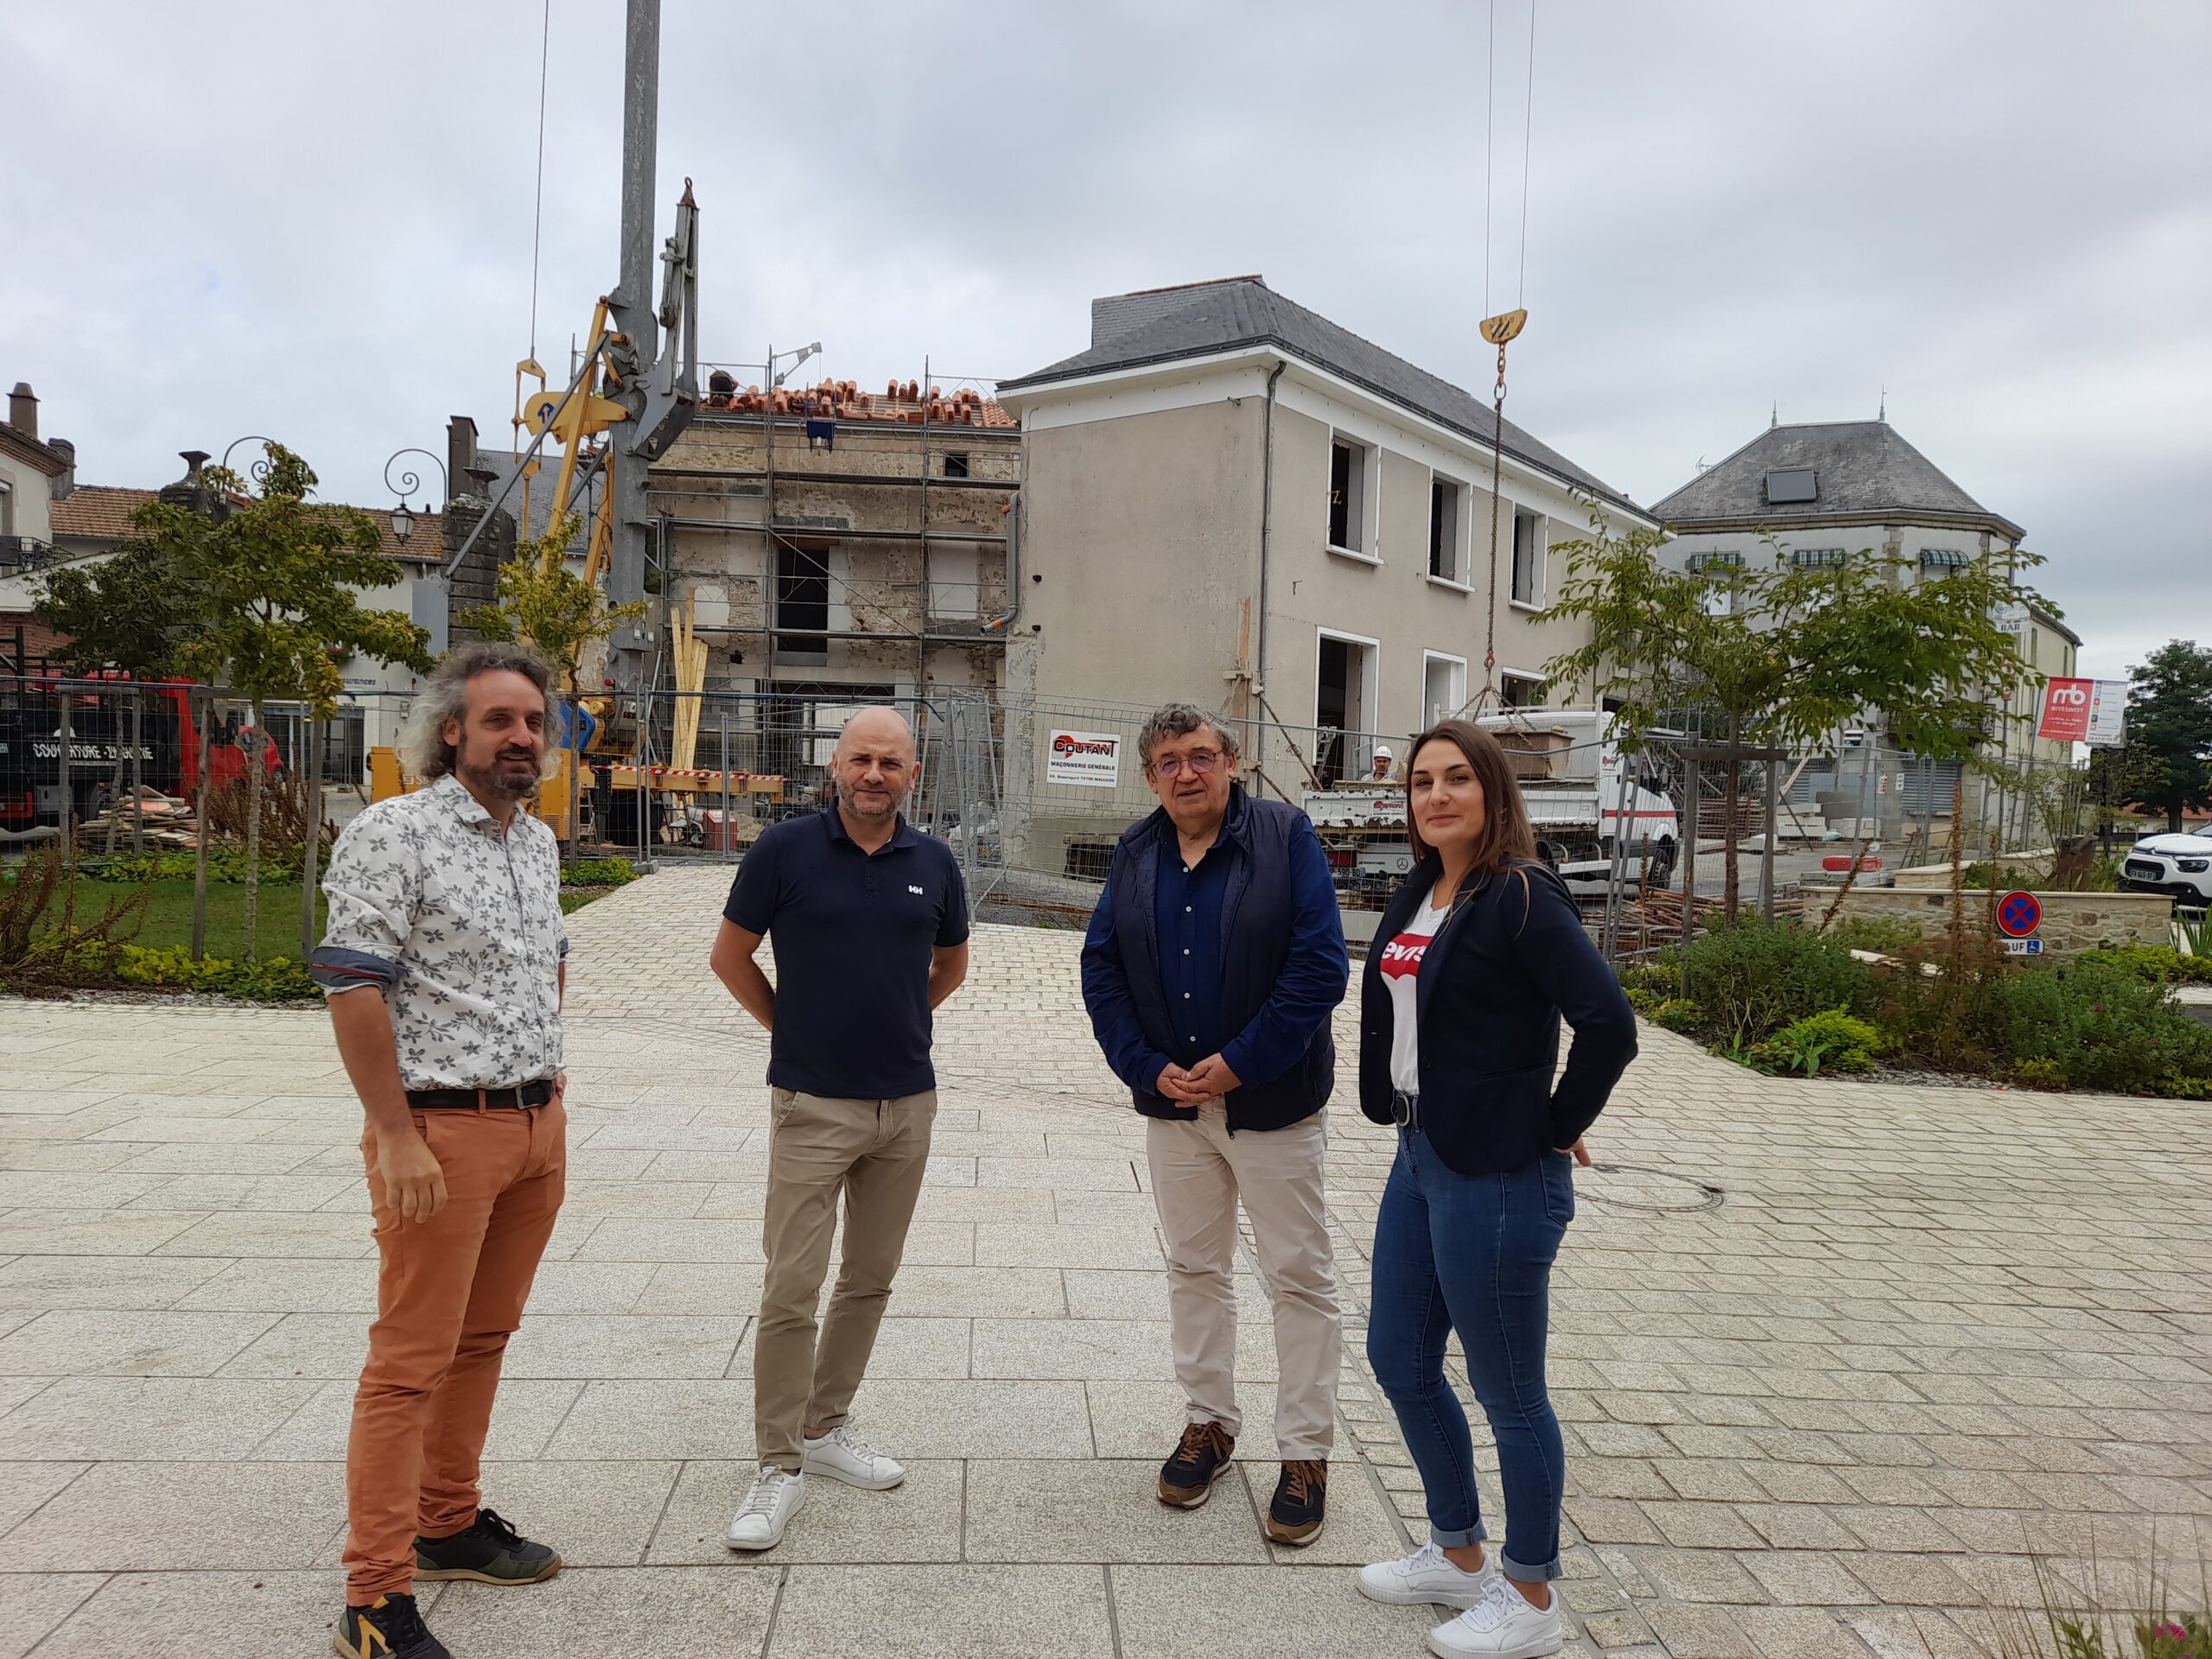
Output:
top-left (309, 814), bottom-right (417, 994)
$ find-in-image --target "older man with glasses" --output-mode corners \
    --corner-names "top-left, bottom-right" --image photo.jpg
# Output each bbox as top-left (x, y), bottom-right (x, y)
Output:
top-left (1080, 702), bottom-right (1350, 1546)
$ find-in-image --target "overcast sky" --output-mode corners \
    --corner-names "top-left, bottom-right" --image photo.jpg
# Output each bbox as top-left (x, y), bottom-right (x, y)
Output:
top-left (7, 0), bottom-right (2206, 681)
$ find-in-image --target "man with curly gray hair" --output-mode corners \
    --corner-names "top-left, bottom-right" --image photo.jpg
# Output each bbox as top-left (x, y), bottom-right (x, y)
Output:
top-left (312, 640), bottom-right (572, 1659)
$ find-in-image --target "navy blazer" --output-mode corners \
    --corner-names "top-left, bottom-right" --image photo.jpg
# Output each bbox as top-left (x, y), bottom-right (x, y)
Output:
top-left (1359, 857), bottom-right (1637, 1175)
top-left (1082, 785), bottom-right (1349, 1133)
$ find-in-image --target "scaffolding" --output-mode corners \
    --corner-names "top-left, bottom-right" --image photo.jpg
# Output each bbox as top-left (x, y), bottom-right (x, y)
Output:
top-left (644, 355), bottom-right (1022, 702)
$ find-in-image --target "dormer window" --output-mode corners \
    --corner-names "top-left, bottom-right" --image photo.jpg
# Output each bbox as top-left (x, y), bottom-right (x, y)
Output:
top-left (1763, 468), bottom-right (1817, 504)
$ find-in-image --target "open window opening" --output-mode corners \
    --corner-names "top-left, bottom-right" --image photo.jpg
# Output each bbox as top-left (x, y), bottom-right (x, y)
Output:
top-left (1327, 435), bottom-right (1370, 555)
top-left (1429, 474), bottom-right (1465, 582)
top-left (773, 542), bottom-right (830, 664)
top-left (1510, 508), bottom-right (1545, 607)
top-left (1315, 629), bottom-right (1377, 787)
top-left (1423, 652), bottom-right (1468, 727)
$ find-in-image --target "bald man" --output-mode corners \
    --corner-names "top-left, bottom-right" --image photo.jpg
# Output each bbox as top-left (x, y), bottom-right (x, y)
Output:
top-left (710, 708), bottom-right (970, 1550)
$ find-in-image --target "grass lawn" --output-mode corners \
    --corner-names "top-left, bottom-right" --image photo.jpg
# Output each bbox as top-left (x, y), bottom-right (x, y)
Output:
top-left (45, 879), bottom-right (328, 962)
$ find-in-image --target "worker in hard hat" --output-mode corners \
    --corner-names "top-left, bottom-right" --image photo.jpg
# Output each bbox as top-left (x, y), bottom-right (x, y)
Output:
top-left (1370, 746), bottom-right (1397, 782)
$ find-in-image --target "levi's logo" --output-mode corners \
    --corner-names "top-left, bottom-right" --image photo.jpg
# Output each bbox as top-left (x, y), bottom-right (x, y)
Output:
top-left (1378, 932), bottom-right (1431, 981)
top-left (908, 884), bottom-right (925, 897)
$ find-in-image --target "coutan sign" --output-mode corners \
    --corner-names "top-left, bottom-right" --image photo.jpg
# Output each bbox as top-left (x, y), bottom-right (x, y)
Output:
top-left (1046, 729), bottom-right (1121, 789)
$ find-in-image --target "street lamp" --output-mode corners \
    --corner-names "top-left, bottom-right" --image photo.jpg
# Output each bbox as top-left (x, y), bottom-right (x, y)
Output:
top-left (381, 448), bottom-right (448, 548)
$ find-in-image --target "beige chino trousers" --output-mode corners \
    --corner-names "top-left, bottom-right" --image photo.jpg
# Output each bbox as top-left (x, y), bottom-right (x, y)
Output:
top-left (1146, 1102), bottom-right (1340, 1460)
top-left (753, 1087), bottom-right (936, 1472)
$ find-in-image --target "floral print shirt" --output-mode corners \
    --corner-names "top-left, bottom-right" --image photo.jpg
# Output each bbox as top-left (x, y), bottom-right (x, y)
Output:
top-left (310, 774), bottom-right (568, 1089)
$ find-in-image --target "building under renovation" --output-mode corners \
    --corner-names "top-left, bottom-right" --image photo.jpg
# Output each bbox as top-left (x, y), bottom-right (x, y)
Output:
top-left (645, 376), bottom-right (1021, 721)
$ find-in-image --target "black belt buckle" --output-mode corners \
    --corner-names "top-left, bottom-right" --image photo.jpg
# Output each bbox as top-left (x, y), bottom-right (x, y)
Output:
top-left (1390, 1090), bottom-right (1420, 1129)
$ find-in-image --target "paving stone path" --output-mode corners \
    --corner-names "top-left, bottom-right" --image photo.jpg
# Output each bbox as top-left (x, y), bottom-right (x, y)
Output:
top-left (0, 862), bottom-right (2204, 1657)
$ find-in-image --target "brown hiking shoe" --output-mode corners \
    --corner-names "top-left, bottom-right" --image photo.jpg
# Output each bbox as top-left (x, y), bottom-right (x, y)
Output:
top-left (1263, 1459), bottom-right (1327, 1545)
top-left (1157, 1421), bottom-right (1235, 1508)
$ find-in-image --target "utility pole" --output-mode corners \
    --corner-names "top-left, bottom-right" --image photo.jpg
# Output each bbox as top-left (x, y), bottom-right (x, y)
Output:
top-left (603, 0), bottom-right (699, 692)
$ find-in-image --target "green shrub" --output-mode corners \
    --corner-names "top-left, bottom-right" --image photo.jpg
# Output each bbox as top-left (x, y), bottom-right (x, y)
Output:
top-left (2012, 1056), bottom-right (2069, 1090)
top-left (52, 939), bottom-right (318, 1001)
top-left (1649, 999), bottom-right (1702, 1033)
top-left (1959, 861), bottom-right (2044, 892)
top-left (1614, 959), bottom-right (1681, 997)
top-left (1680, 914), bottom-right (1877, 1044)
top-left (1827, 915), bottom-right (1924, 955)
top-left (2079, 943), bottom-right (2212, 984)
top-left (1749, 1007), bottom-right (1883, 1076)
top-left (1981, 959), bottom-right (2212, 1096)
top-left (77, 848), bottom-right (313, 884)
top-left (562, 856), bottom-right (639, 888)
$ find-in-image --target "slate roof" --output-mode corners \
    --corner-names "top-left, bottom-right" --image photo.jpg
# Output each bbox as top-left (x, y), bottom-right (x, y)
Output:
top-left (1651, 421), bottom-right (2023, 539)
top-left (1000, 276), bottom-right (1645, 518)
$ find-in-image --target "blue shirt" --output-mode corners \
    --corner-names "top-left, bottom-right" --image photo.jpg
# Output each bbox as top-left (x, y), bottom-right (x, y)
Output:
top-left (724, 804), bottom-right (969, 1098)
top-left (1154, 832), bottom-right (1235, 1069)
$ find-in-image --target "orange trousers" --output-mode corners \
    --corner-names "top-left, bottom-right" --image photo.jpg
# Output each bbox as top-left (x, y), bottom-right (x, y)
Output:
top-left (344, 1100), bottom-right (565, 1603)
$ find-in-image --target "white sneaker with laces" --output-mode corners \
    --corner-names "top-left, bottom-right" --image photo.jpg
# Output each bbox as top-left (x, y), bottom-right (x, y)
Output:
top-left (800, 1422), bottom-right (906, 1491)
top-left (1427, 1575), bottom-right (1567, 1659)
top-left (726, 1465), bottom-right (804, 1551)
top-left (1357, 1540), bottom-right (1500, 1608)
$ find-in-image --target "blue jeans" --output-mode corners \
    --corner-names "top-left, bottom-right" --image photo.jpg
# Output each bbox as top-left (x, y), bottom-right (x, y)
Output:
top-left (1366, 1126), bottom-right (1573, 1582)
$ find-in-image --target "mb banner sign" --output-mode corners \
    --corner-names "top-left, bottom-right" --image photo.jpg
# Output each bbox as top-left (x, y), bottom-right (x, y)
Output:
top-left (2037, 677), bottom-right (2127, 747)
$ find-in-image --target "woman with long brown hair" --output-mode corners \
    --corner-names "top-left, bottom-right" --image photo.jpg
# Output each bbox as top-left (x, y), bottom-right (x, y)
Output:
top-left (1351, 720), bottom-right (1637, 1659)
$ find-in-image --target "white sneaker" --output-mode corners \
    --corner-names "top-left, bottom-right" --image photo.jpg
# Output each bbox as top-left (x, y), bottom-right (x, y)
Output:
top-left (800, 1422), bottom-right (906, 1491)
top-left (1358, 1540), bottom-right (1500, 1609)
top-left (1427, 1575), bottom-right (1567, 1659)
top-left (726, 1465), bottom-right (804, 1550)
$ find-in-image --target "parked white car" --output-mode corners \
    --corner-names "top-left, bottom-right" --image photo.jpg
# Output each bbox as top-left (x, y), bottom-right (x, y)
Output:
top-left (2120, 831), bottom-right (2212, 904)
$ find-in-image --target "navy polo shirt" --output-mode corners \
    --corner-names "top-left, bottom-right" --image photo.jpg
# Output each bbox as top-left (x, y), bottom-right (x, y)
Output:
top-left (724, 804), bottom-right (969, 1099)
top-left (1154, 830), bottom-right (1234, 1068)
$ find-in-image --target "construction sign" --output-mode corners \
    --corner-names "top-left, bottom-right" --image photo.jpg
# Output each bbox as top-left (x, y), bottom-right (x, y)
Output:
top-left (2037, 678), bottom-right (2127, 747)
top-left (1046, 730), bottom-right (1122, 789)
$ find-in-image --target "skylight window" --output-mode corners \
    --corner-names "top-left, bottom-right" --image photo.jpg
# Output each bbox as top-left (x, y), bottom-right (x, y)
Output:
top-left (1764, 468), bottom-right (1818, 504)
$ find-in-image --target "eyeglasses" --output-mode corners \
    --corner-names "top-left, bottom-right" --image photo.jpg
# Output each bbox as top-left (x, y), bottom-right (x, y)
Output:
top-left (1150, 748), bottom-right (1223, 780)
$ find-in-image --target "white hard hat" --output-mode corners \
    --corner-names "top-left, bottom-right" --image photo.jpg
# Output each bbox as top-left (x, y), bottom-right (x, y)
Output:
top-left (1374, 745), bottom-right (1393, 759)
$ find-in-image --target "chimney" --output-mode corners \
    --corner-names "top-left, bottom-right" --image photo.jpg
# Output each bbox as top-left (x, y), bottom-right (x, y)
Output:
top-left (446, 416), bottom-right (478, 505)
top-left (6, 383), bottom-right (36, 441)
top-left (47, 437), bottom-right (75, 500)
top-left (159, 450), bottom-right (214, 513)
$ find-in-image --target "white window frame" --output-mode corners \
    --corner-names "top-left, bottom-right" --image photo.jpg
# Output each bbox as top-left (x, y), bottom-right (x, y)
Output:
top-left (1421, 650), bottom-right (1469, 726)
top-left (1499, 668), bottom-right (1546, 709)
top-left (1325, 431), bottom-right (1379, 563)
top-left (1510, 507), bottom-right (1547, 610)
top-left (1427, 469), bottom-right (1471, 588)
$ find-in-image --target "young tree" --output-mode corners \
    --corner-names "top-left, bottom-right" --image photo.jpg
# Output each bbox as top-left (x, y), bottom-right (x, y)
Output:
top-left (1544, 501), bottom-right (2046, 921)
top-left (33, 539), bottom-right (209, 678)
top-left (455, 512), bottom-right (647, 849)
top-left (126, 445), bottom-right (430, 956)
top-left (2123, 639), bottom-right (2212, 832)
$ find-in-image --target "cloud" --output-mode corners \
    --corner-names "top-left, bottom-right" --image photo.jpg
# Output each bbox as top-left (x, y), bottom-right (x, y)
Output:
top-left (4, 0), bottom-right (2203, 681)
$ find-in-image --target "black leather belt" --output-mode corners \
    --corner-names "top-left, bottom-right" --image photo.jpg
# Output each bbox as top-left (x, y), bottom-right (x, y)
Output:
top-left (406, 1078), bottom-right (557, 1111)
top-left (1391, 1090), bottom-right (1421, 1129)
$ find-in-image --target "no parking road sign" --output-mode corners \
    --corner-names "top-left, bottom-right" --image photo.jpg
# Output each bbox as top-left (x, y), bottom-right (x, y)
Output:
top-left (1997, 890), bottom-right (2042, 938)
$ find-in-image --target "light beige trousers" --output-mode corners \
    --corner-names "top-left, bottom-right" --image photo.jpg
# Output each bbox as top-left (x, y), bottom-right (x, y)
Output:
top-left (1146, 1102), bottom-right (1341, 1459)
top-left (753, 1087), bottom-right (935, 1471)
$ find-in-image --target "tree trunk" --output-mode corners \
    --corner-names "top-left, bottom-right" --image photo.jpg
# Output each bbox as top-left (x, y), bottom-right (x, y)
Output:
top-left (243, 698), bottom-right (264, 961)
top-left (1948, 768), bottom-right (1967, 982)
top-left (1723, 715), bottom-right (1742, 921)
top-left (1818, 828), bottom-right (1878, 930)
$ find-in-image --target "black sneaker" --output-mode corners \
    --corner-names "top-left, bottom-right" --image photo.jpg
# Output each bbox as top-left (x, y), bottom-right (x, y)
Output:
top-left (1264, 1459), bottom-right (1327, 1545)
top-left (335, 1593), bottom-right (448, 1659)
top-left (414, 1505), bottom-right (563, 1586)
top-left (1157, 1421), bottom-right (1235, 1508)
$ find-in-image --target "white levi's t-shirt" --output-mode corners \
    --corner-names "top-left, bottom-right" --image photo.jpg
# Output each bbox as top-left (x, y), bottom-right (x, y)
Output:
top-left (1379, 887), bottom-right (1453, 1095)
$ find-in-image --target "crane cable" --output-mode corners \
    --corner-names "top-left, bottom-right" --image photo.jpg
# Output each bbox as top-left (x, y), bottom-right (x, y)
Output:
top-left (1478, 0), bottom-right (1537, 709)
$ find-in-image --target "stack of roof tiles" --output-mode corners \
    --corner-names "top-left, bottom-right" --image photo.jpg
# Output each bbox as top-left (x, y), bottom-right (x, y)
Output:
top-left (702, 375), bottom-right (1015, 429)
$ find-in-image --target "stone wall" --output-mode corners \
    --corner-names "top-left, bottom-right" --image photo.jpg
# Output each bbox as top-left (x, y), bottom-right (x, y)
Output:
top-left (1824, 887), bottom-right (2172, 957)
